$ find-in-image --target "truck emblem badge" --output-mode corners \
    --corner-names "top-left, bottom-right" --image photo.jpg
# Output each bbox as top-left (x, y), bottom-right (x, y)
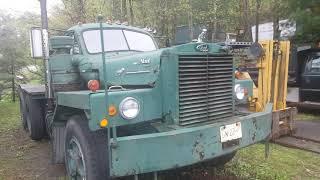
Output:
top-left (196, 44), bottom-right (209, 52)
top-left (140, 58), bottom-right (151, 64)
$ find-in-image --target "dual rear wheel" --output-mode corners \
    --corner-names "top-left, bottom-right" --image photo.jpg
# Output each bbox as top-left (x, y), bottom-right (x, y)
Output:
top-left (20, 93), bottom-right (45, 140)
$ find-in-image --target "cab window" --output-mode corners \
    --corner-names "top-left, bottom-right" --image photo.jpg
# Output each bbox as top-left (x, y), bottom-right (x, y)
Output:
top-left (82, 29), bottom-right (157, 54)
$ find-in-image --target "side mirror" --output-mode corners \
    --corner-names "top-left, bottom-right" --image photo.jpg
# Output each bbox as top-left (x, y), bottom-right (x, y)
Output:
top-left (29, 28), bottom-right (43, 58)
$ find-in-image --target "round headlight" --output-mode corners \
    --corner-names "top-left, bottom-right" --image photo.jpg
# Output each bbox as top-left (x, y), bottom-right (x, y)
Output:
top-left (119, 97), bottom-right (140, 119)
top-left (234, 84), bottom-right (245, 100)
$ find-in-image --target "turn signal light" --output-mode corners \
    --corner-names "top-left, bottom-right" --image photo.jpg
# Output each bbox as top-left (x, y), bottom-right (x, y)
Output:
top-left (88, 80), bottom-right (100, 92)
top-left (235, 71), bottom-right (242, 79)
top-left (109, 105), bottom-right (117, 116)
top-left (100, 118), bottom-right (108, 128)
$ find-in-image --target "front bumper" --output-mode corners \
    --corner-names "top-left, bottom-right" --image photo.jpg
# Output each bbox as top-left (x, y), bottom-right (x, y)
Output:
top-left (110, 104), bottom-right (272, 177)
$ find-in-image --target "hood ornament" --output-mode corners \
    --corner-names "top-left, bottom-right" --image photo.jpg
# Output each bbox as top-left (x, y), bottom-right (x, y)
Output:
top-left (197, 29), bottom-right (207, 43)
top-left (196, 43), bottom-right (209, 52)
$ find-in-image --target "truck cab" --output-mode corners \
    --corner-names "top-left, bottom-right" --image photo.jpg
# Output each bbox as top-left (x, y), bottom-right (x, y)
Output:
top-left (19, 23), bottom-right (272, 179)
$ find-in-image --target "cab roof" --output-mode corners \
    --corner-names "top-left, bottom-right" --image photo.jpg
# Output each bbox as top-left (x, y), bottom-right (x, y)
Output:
top-left (67, 23), bottom-right (150, 35)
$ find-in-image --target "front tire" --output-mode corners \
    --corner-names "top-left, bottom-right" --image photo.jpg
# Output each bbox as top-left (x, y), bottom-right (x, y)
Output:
top-left (64, 115), bottom-right (109, 180)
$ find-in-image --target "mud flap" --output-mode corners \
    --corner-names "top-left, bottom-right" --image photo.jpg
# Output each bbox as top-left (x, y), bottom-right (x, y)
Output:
top-left (52, 122), bottom-right (66, 164)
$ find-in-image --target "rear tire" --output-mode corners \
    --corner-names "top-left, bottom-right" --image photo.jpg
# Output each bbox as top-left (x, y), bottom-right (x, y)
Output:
top-left (25, 95), bottom-right (45, 140)
top-left (64, 115), bottom-right (109, 180)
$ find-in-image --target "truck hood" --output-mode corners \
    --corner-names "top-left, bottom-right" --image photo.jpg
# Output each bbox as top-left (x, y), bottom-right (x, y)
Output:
top-left (106, 50), bottom-right (163, 87)
top-left (76, 50), bottom-right (164, 88)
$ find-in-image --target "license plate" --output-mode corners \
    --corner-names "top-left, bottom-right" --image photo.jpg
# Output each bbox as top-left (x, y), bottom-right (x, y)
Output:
top-left (220, 122), bottom-right (242, 142)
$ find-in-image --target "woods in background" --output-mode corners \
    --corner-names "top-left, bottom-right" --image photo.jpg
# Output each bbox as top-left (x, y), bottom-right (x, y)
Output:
top-left (0, 0), bottom-right (319, 101)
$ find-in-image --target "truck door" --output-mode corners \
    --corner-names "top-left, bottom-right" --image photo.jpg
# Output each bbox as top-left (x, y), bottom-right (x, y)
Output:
top-left (300, 53), bottom-right (320, 102)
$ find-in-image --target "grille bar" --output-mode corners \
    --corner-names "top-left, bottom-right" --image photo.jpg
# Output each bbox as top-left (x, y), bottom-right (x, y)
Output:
top-left (178, 55), bottom-right (233, 126)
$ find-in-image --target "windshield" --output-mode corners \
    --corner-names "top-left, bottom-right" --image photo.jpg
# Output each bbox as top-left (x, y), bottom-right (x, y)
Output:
top-left (82, 29), bottom-right (157, 53)
top-left (305, 56), bottom-right (320, 74)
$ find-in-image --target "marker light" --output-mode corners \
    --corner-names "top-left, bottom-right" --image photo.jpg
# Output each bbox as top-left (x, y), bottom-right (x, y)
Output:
top-left (88, 80), bottom-right (100, 92)
top-left (100, 118), bottom-right (108, 128)
top-left (109, 105), bottom-right (117, 116)
top-left (119, 97), bottom-right (140, 119)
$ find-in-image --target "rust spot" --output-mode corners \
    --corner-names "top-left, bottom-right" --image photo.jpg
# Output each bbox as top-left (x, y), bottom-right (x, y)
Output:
top-left (199, 152), bottom-right (205, 160)
top-left (253, 118), bottom-right (258, 129)
top-left (192, 139), bottom-right (205, 160)
top-left (252, 132), bottom-right (256, 141)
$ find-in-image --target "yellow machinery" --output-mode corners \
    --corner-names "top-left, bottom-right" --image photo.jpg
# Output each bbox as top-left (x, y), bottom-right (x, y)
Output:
top-left (238, 40), bottom-right (296, 140)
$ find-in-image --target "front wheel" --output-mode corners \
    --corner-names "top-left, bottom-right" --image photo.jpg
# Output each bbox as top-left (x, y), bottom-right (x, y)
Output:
top-left (64, 115), bottom-right (109, 180)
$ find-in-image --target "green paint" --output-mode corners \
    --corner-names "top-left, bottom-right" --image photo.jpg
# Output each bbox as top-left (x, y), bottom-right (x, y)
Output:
top-left (110, 104), bottom-right (272, 177)
top-left (48, 23), bottom-right (274, 177)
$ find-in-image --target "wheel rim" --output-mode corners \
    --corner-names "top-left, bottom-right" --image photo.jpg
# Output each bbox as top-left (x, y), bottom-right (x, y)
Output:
top-left (66, 137), bottom-right (86, 180)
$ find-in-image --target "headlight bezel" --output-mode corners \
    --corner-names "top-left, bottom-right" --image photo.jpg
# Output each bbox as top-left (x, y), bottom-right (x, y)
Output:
top-left (119, 97), bottom-right (140, 120)
top-left (234, 84), bottom-right (245, 100)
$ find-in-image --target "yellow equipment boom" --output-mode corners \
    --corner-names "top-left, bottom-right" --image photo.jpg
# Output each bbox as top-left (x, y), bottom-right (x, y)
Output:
top-left (249, 40), bottom-right (296, 139)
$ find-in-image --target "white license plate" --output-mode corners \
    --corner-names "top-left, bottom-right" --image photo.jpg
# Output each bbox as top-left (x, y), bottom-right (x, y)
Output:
top-left (220, 122), bottom-right (242, 142)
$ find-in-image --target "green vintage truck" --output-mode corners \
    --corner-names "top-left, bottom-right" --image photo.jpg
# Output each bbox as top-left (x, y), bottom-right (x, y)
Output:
top-left (19, 22), bottom-right (272, 179)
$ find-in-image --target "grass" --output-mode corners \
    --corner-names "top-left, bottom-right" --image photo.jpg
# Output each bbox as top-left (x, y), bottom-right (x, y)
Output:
top-left (296, 112), bottom-right (320, 121)
top-left (0, 101), bottom-right (20, 133)
top-left (222, 143), bottom-right (320, 180)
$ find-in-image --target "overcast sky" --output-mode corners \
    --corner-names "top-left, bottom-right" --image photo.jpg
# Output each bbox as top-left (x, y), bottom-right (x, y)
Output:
top-left (0, 0), bottom-right (62, 15)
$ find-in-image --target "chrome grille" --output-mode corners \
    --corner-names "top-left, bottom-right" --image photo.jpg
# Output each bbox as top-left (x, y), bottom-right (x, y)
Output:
top-left (178, 55), bottom-right (234, 126)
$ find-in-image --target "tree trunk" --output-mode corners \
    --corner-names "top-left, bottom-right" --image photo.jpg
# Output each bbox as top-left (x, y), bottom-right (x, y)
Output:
top-left (188, 0), bottom-right (193, 40)
top-left (272, 0), bottom-right (280, 40)
top-left (241, 0), bottom-right (251, 41)
top-left (112, 0), bottom-right (121, 20)
top-left (129, 0), bottom-right (134, 25)
top-left (11, 58), bottom-right (15, 102)
top-left (121, 0), bottom-right (127, 22)
top-left (212, 0), bottom-right (217, 41)
top-left (78, 0), bottom-right (86, 23)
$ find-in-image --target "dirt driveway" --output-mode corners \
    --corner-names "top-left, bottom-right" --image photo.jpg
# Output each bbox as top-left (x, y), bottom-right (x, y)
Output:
top-left (0, 128), bottom-right (66, 180)
top-left (0, 127), bottom-right (237, 180)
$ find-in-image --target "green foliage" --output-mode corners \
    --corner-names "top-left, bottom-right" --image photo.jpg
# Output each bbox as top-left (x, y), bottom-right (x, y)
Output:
top-left (287, 0), bottom-right (320, 43)
top-left (0, 12), bottom-right (43, 101)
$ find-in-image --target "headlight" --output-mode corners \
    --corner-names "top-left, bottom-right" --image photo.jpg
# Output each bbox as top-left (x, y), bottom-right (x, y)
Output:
top-left (234, 84), bottom-right (245, 100)
top-left (119, 97), bottom-right (140, 119)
